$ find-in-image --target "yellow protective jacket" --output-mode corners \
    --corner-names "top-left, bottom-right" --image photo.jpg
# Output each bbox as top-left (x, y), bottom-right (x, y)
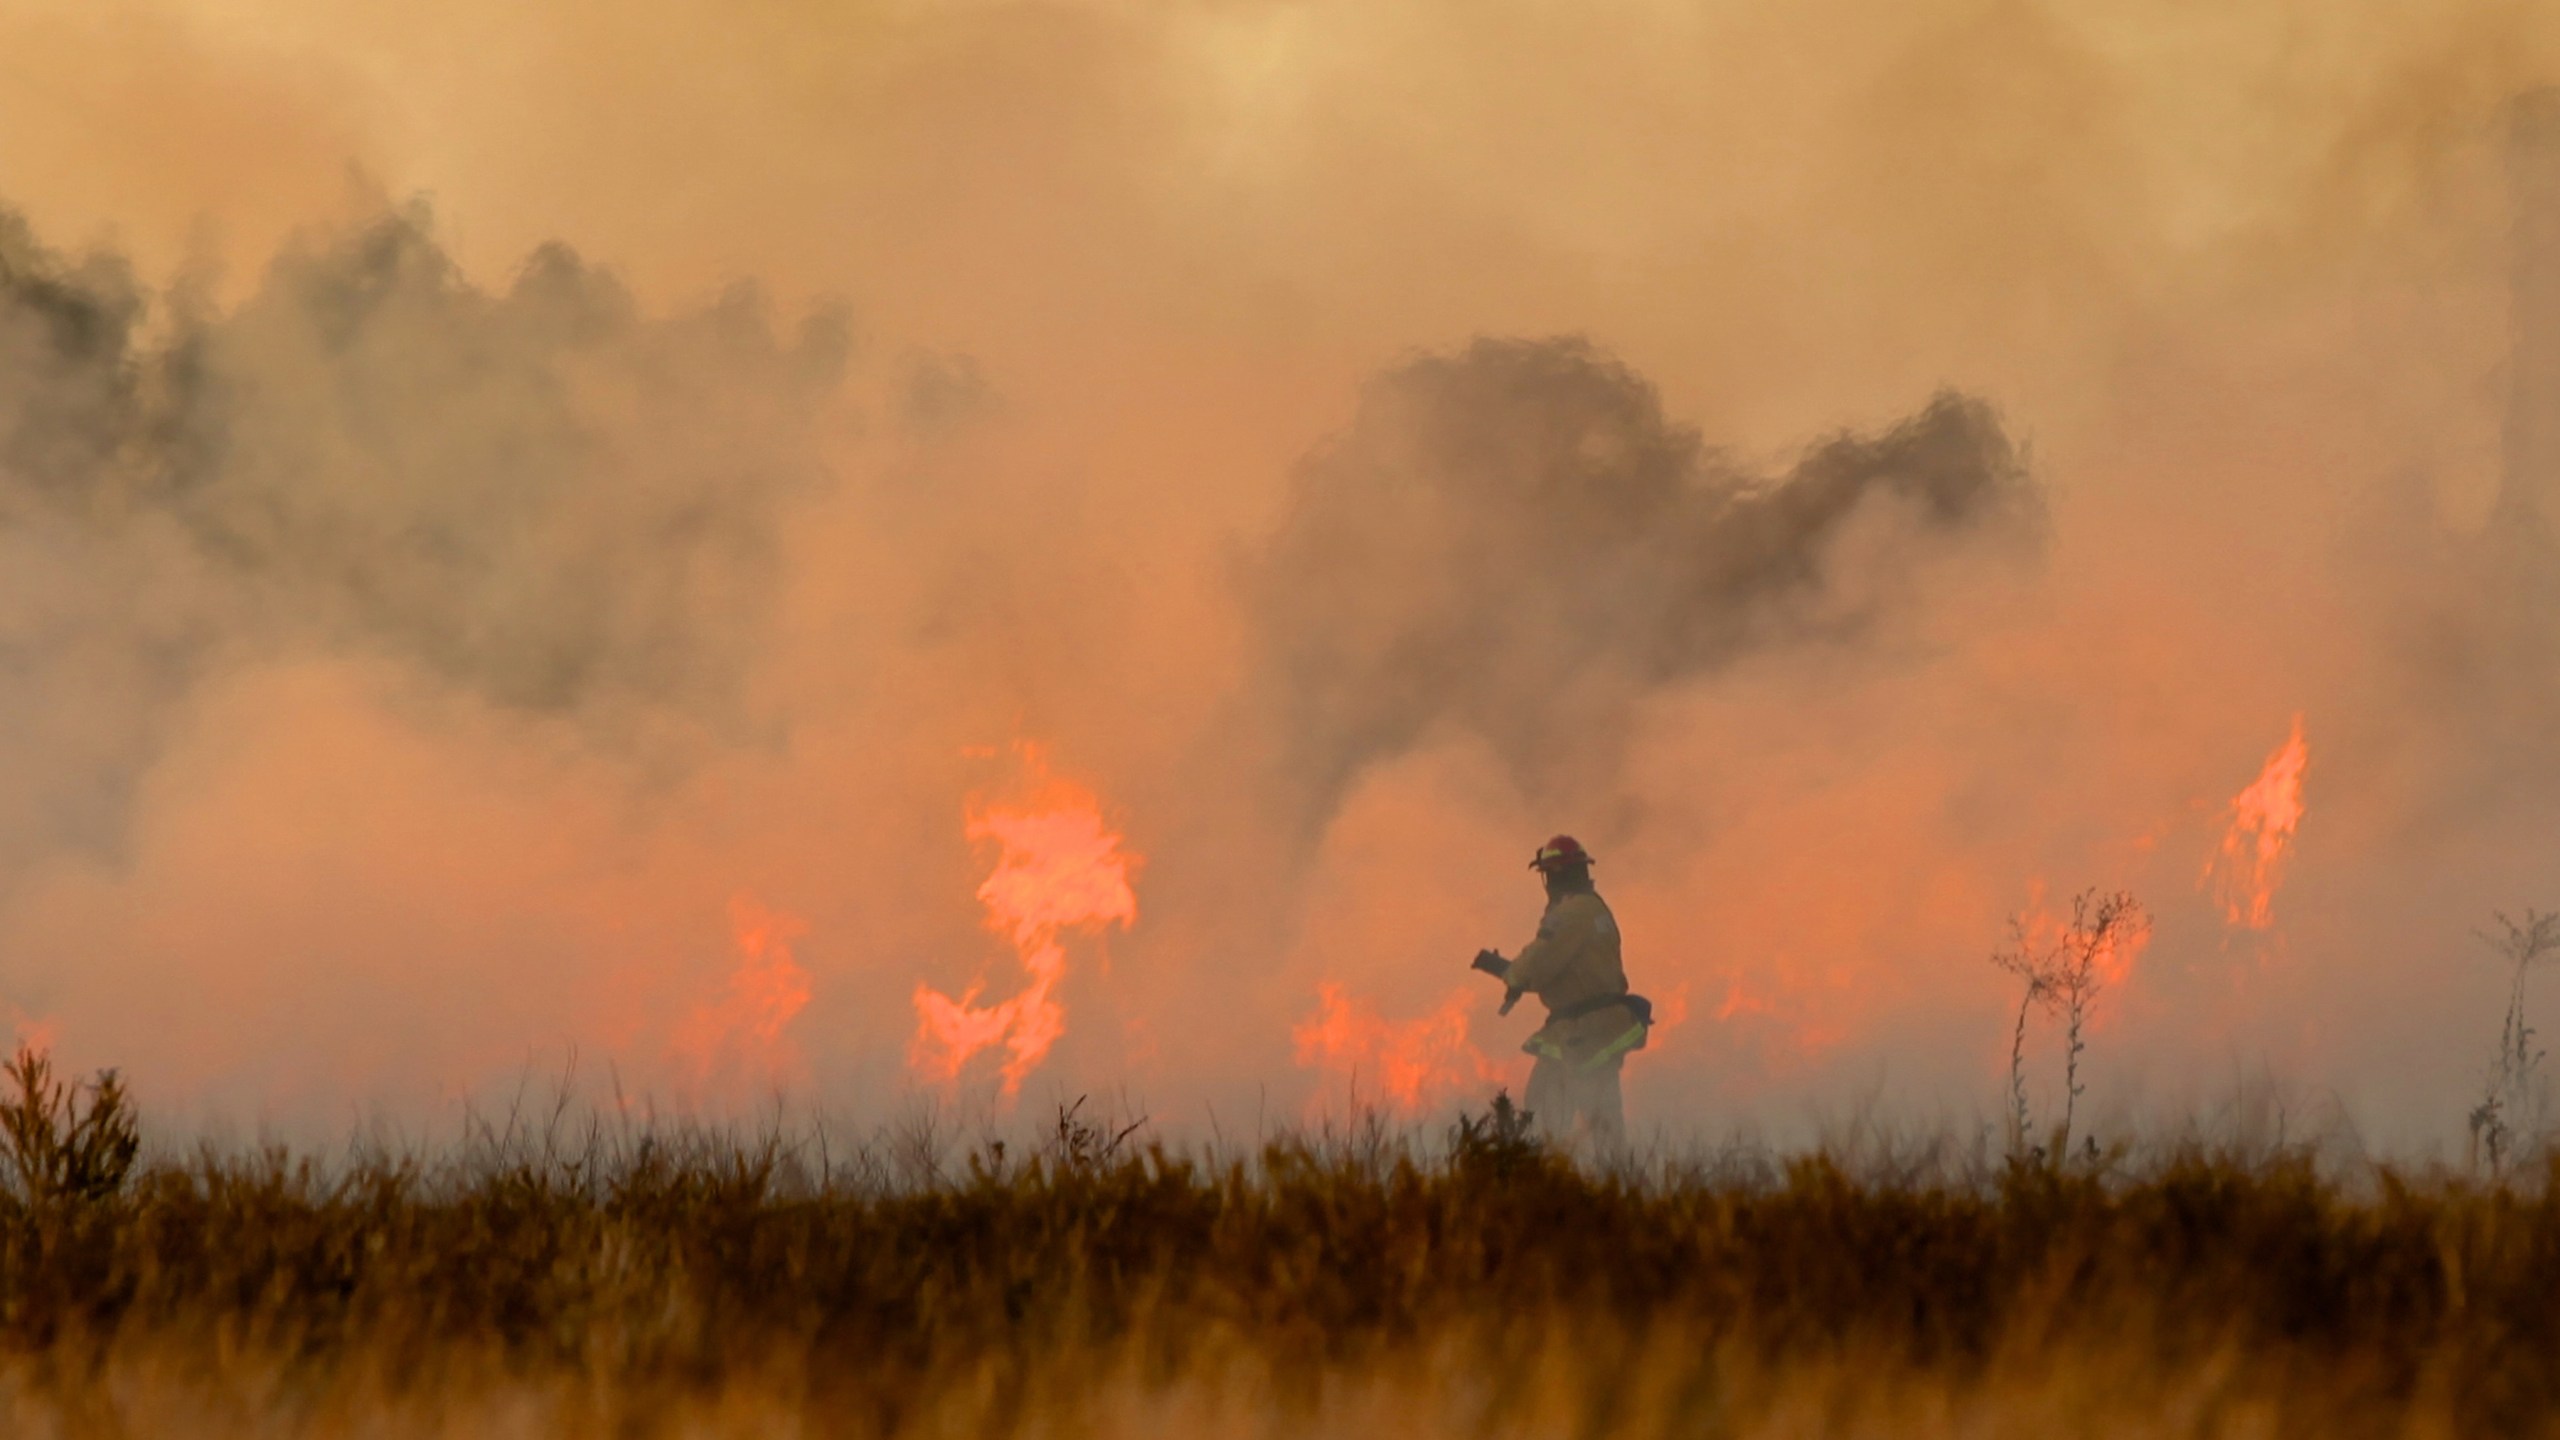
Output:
top-left (1506, 889), bottom-right (1645, 1067)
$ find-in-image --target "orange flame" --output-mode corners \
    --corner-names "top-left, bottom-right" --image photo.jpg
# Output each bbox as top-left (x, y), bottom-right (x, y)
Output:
top-left (1292, 983), bottom-right (1507, 1112)
top-left (672, 894), bottom-right (813, 1090)
top-left (2096, 925), bottom-right (2148, 991)
top-left (1650, 983), bottom-right (1693, 1038)
top-left (2203, 714), bottom-right (2309, 931)
top-left (911, 745), bottom-right (1139, 1094)
top-left (1710, 974), bottom-right (1850, 1061)
top-left (7, 1011), bottom-right (57, 1058)
top-left (1712, 979), bottom-right (1769, 1023)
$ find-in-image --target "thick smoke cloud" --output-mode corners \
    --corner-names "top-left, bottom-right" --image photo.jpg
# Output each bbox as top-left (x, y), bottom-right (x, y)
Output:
top-left (165, 211), bottom-right (848, 718)
top-left (0, 206), bottom-right (847, 881)
top-left (0, 217), bottom-right (225, 881)
top-left (0, 0), bottom-right (2553, 1147)
top-left (1244, 337), bottom-right (2035, 839)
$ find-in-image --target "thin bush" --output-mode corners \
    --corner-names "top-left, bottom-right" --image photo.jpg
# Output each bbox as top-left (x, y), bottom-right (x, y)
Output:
top-left (0, 1042), bottom-right (138, 1204)
top-left (2469, 908), bottom-right (2560, 1173)
top-left (1449, 1089), bottom-right (1548, 1182)
top-left (1993, 888), bottom-right (2148, 1164)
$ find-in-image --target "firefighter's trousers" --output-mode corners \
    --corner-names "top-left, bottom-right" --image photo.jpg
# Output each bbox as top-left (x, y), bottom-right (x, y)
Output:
top-left (1526, 1051), bottom-right (1623, 1147)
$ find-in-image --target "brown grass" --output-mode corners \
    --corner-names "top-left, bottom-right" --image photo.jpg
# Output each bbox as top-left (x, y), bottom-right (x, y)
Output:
top-left (0, 1071), bottom-right (2549, 1438)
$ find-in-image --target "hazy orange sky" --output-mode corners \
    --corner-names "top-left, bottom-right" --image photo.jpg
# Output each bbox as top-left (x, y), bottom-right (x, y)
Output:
top-left (2, 0), bottom-right (2558, 1152)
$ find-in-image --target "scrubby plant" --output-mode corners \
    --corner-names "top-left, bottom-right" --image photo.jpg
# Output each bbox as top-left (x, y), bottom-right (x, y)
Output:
top-left (1449, 1088), bottom-right (1543, 1180)
top-left (1042, 1094), bottom-right (1147, 1173)
top-left (1992, 889), bottom-right (2149, 1163)
top-left (2469, 909), bottom-right (2560, 1173)
top-left (0, 1042), bottom-right (138, 1204)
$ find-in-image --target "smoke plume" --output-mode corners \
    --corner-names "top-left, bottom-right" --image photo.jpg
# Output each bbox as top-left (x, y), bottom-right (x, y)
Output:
top-left (0, 204), bottom-right (846, 882)
top-left (1244, 336), bottom-right (2035, 838)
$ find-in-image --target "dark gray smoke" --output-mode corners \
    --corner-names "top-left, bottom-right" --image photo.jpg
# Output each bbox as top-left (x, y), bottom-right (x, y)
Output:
top-left (158, 207), bottom-right (850, 714)
top-left (0, 203), bottom-right (849, 879)
top-left (1241, 336), bottom-right (2038, 836)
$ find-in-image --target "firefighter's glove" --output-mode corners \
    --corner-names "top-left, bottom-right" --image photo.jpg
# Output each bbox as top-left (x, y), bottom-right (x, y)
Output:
top-left (1471, 949), bottom-right (1512, 979)
top-left (1499, 988), bottom-right (1521, 1017)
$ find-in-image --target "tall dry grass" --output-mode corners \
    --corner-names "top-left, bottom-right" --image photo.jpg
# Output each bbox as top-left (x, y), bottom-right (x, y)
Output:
top-left (0, 1065), bottom-right (2549, 1438)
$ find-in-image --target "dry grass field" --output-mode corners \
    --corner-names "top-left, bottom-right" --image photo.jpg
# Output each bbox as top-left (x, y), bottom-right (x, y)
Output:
top-left (0, 1059), bottom-right (2554, 1440)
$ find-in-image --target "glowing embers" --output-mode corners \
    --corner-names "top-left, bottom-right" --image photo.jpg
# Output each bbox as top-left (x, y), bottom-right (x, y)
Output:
top-left (2202, 714), bottom-right (2309, 931)
top-left (911, 745), bottom-right (1139, 1095)
top-left (1293, 983), bottom-right (1506, 1113)
top-left (673, 895), bottom-right (813, 1090)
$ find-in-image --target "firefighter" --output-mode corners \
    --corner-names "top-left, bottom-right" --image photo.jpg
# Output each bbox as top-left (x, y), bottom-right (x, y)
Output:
top-left (1471, 835), bottom-right (1651, 1145)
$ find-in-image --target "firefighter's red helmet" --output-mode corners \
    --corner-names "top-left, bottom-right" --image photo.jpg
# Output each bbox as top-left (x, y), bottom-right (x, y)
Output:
top-left (1530, 835), bottom-right (1594, 872)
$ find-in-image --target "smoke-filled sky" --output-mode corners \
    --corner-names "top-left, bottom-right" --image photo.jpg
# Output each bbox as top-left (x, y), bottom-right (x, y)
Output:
top-left (4, 0), bottom-right (2560, 1152)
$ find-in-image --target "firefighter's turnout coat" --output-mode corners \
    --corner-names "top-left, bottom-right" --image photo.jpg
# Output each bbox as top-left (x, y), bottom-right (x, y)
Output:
top-left (1506, 890), bottom-right (1648, 1068)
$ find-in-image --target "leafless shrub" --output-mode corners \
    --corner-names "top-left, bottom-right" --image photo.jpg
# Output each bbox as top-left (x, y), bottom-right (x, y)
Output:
top-left (2469, 910), bottom-right (2560, 1174)
top-left (1992, 889), bottom-right (2149, 1164)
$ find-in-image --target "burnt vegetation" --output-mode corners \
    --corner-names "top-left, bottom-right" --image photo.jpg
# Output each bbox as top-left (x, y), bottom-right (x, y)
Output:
top-left (0, 1054), bottom-right (2552, 1435)
top-left (2470, 909), bottom-right (2560, 1173)
top-left (1991, 888), bottom-right (2150, 1166)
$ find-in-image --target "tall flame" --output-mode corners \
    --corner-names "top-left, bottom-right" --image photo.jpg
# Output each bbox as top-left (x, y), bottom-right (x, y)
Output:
top-left (911, 745), bottom-right (1139, 1094)
top-left (1292, 983), bottom-right (1507, 1113)
top-left (672, 894), bottom-right (813, 1091)
top-left (2203, 714), bottom-right (2310, 931)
